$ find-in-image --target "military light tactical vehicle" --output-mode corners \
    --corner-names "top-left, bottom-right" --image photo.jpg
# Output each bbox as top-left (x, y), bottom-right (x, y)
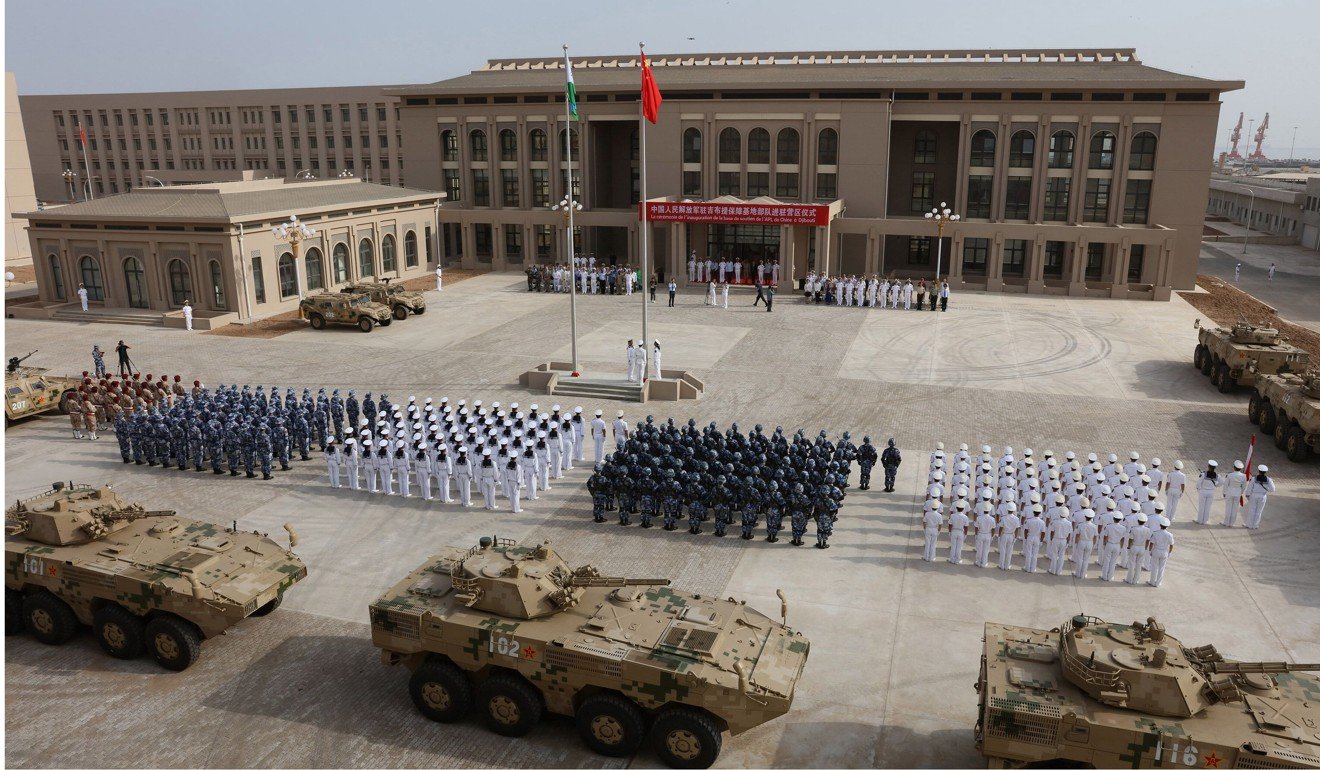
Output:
top-left (5, 483), bottom-right (307, 670)
top-left (344, 279), bottom-right (426, 320)
top-left (1194, 321), bottom-right (1309, 393)
top-left (5, 350), bottom-right (80, 422)
top-left (977, 615), bottom-right (1320, 768)
top-left (299, 291), bottom-right (393, 332)
top-left (370, 537), bottom-right (810, 769)
top-left (1249, 370), bottom-right (1320, 462)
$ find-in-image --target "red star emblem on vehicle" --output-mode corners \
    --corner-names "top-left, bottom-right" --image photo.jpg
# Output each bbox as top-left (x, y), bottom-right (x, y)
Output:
top-left (1204, 752), bottom-right (1222, 768)
top-left (522, 646), bottom-right (537, 660)
top-left (46, 565), bottom-right (58, 577)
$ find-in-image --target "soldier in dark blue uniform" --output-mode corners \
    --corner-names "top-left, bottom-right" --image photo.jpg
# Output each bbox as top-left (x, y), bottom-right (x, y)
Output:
top-left (207, 419), bottom-right (225, 474)
top-left (661, 470), bottom-right (682, 530)
top-left (290, 410), bottom-right (310, 461)
top-left (255, 424), bottom-right (274, 480)
top-left (616, 470), bottom-right (634, 526)
top-left (814, 487), bottom-right (837, 548)
top-left (857, 436), bottom-right (878, 490)
top-left (114, 412), bottom-right (132, 463)
top-left (587, 463), bottom-right (610, 522)
top-left (345, 389), bottom-right (359, 431)
top-left (330, 389), bottom-right (345, 441)
top-left (312, 403), bottom-right (329, 451)
top-left (189, 417), bottom-right (206, 471)
top-left (271, 417), bottom-right (291, 470)
top-left (789, 483), bottom-right (811, 546)
top-left (764, 479), bottom-right (784, 542)
top-left (740, 479), bottom-right (763, 539)
top-left (712, 476), bottom-right (731, 537)
top-left (225, 420), bottom-right (242, 476)
top-left (880, 437), bottom-right (902, 493)
top-left (686, 475), bottom-right (706, 534)
top-left (362, 391), bottom-right (376, 427)
top-left (638, 468), bottom-right (656, 528)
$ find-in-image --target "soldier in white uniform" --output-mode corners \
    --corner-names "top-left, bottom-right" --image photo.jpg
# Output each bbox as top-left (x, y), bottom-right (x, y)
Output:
top-left (325, 438), bottom-right (341, 489)
top-left (625, 340), bottom-right (637, 383)
top-left (591, 409), bottom-right (607, 462)
top-left (344, 438), bottom-right (360, 491)
top-left (879, 278), bottom-right (890, 308)
top-left (1244, 465), bottom-right (1276, 529)
top-left (687, 253), bottom-right (697, 283)
top-left (1021, 507), bottom-right (1047, 573)
top-left (362, 440), bottom-right (378, 493)
top-left (889, 280), bottom-right (900, 308)
top-left (434, 446), bottom-right (453, 502)
top-left (1124, 514), bottom-right (1152, 585)
top-left (902, 279), bottom-right (914, 310)
top-left (1195, 460), bottom-right (1220, 525)
top-left (947, 500), bottom-right (970, 564)
top-left (612, 410), bottom-right (629, 450)
top-left (1221, 459), bottom-right (1248, 526)
top-left (973, 502), bottom-right (996, 568)
top-left (1072, 510), bottom-right (1099, 579)
top-left (922, 502), bottom-right (944, 562)
top-left (1146, 518), bottom-right (1175, 587)
top-left (453, 448), bottom-right (473, 507)
top-left (1098, 511), bottom-right (1128, 582)
top-left (1164, 460), bottom-right (1186, 520)
top-left (1047, 505), bottom-right (1074, 576)
top-left (997, 505), bottom-right (1022, 570)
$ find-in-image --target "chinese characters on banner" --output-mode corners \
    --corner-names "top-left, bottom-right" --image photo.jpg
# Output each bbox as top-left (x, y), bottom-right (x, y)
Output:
top-left (643, 201), bottom-right (830, 226)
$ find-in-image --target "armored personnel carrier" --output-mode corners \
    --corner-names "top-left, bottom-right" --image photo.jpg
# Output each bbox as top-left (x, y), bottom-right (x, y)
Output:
top-left (1249, 369), bottom-right (1320, 461)
top-left (5, 483), bottom-right (307, 670)
top-left (1194, 321), bottom-right (1309, 393)
top-left (976, 615), bottom-right (1320, 768)
top-left (344, 278), bottom-right (426, 320)
top-left (299, 290), bottom-right (393, 332)
top-left (370, 537), bottom-right (810, 769)
top-left (4, 350), bottom-right (80, 422)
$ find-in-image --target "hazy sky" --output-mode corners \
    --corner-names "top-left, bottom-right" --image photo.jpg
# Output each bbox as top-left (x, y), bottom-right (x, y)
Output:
top-left (7, 0), bottom-right (1319, 157)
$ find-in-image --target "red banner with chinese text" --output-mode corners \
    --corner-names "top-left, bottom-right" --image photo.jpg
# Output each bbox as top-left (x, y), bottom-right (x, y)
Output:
top-left (642, 201), bottom-right (829, 226)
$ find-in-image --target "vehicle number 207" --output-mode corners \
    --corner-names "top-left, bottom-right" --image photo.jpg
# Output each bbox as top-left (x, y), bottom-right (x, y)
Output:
top-left (488, 634), bottom-right (521, 658)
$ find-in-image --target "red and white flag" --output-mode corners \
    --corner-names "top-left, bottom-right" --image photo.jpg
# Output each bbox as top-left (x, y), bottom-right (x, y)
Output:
top-left (640, 48), bottom-right (662, 124)
top-left (1240, 434), bottom-right (1256, 507)
top-left (79, 125), bottom-right (87, 147)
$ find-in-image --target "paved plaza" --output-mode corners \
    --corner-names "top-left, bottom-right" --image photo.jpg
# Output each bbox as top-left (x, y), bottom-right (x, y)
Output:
top-left (5, 273), bottom-right (1319, 768)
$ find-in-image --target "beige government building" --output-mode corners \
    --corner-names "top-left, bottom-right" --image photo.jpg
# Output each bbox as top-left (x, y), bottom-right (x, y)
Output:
top-left (15, 48), bottom-right (1241, 304)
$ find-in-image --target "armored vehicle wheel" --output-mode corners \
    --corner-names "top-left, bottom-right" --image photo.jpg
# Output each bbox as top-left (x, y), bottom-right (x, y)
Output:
top-left (1193, 344), bottom-right (1207, 370)
top-left (94, 605), bottom-right (145, 659)
top-left (251, 595), bottom-right (282, 616)
top-left (409, 657), bottom-right (472, 723)
top-left (379, 316), bottom-right (393, 327)
top-left (1248, 392), bottom-right (1265, 424)
top-left (23, 591), bottom-right (78, 645)
top-left (413, 305), bottom-right (426, 315)
top-left (145, 615), bottom-right (201, 671)
top-left (1200, 354), bottom-right (1214, 376)
top-left (475, 673), bottom-right (543, 737)
top-left (650, 708), bottom-right (722, 769)
top-left (358, 318), bottom-right (374, 333)
top-left (1286, 426), bottom-right (1311, 462)
top-left (1274, 420), bottom-right (1290, 449)
top-left (393, 305), bottom-right (408, 321)
top-left (6, 589), bottom-right (24, 635)
top-left (1260, 403), bottom-right (1278, 434)
top-left (1216, 363), bottom-right (1235, 393)
top-left (576, 692), bottom-right (648, 757)
top-left (309, 313), bottom-right (326, 330)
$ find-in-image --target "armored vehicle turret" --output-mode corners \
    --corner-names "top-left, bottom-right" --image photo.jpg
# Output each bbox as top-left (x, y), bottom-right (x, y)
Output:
top-left (344, 278), bottom-right (426, 320)
top-left (1249, 369), bottom-right (1320, 462)
top-left (1195, 320), bottom-right (1309, 393)
top-left (4, 349), bottom-right (80, 422)
top-left (370, 537), bottom-right (810, 768)
top-left (5, 483), bottom-right (307, 670)
top-left (977, 615), bottom-right (1320, 768)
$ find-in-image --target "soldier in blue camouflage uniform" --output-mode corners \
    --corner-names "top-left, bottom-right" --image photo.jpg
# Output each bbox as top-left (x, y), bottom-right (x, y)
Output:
top-left (207, 419), bottom-right (225, 474)
top-left (255, 424), bottom-right (273, 480)
top-left (712, 476), bottom-right (732, 537)
top-left (740, 479), bottom-right (763, 539)
top-left (243, 422), bottom-right (259, 478)
top-left (765, 479), bottom-right (785, 542)
top-left (637, 468), bottom-right (656, 528)
top-left (880, 437), bottom-right (901, 493)
top-left (345, 389), bottom-right (359, 432)
top-left (330, 389), bottom-right (345, 441)
top-left (269, 416), bottom-right (290, 470)
top-left (290, 410), bottom-right (310, 461)
top-left (587, 463), bottom-right (609, 522)
top-left (130, 410), bottom-right (147, 464)
top-left (114, 411), bottom-right (132, 463)
top-left (189, 416), bottom-right (206, 471)
top-left (362, 391), bottom-right (376, 427)
top-left (661, 471), bottom-right (682, 530)
top-left (225, 420), bottom-right (243, 476)
top-left (154, 413), bottom-right (173, 467)
top-left (814, 486), bottom-right (838, 548)
top-left (313, 401), bottom-right (329, 451)
top-left (686, 475), bottom-right (706, 534)
top-left (789, 483), bottom-right (811, 546)
top-left (615, 469), bottom-right (634, 526)
top-left (857, 436), bottom-right (878, 490)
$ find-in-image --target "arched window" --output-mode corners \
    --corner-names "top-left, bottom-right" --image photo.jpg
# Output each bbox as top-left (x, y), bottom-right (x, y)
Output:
top-left (358, 238), bottom-right (375, 278)
top-left (277, 253), bottom-right (297, 299)
top-left (747, 128), bottom-right (770, 164)
top-left (209, 259), bottom-right (225, 308)
top-left (914, 129), bottom-right (937, 164)
top-left (123, 257), bottom-right (147, 308)
top-left (1009, 130), bottom-right (1035, 167)
top-left (47, 254), bottom-right (65, 300)
top-left (382, 234), bottom-right (397, 274)
top-left (441, 129), bottom-right (457, 162)
top-left (332, 243), bottom-right (349, 284)
top-left (499, 129), bottom-right (517, 162)
top-left (79, 255), bottom-right (104, 301)
top-left (404, 231), bottom-right (418, 268)
top-left (529, 128), bottom-right (547, 162)
top-left (167, 258), bottom-right (190, 306)
top-left (683, 128), bottom-right (702, 164)
top-left (559, 128), bottom-right (579, 159)
top-left (1129, 131), bottom-right (1158, 171)
top-left (1048, 130), bottom-right (1075, 169)
top-left (469, 129), bottom-right (487, 161)
top-left (718, 128), bottom-right (741, 164)
top-left (817, 128), bottom-right (838, 165)
top-left (1089, 131), bottom-right (1117, 170)
top-left (970, 129), bottom-right (996, 166)
top-left (774, 128), bottom-right (798, 165)
top-left (304, 246), bottom-right (324, 291)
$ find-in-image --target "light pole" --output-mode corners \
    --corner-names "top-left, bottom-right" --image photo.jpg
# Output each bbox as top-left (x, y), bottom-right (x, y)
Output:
top-left (924, 201), bottom-right (960, 282)
top-left (551, 195), bottom-right (583, 376)
top-left (295, 169), bottom-right (316, 180)
top-left (1230, 183), bottom-right (1256, 255)
top-left (1290, 126), bottom-right (1298, 162)
top-left (61, 170), bottom-right (77, 201)
top-left (272, 214), bottom-right (317, 300)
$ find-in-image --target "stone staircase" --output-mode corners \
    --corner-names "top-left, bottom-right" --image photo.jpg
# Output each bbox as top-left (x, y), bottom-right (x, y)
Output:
top-left (50, 306), bottom-right (163, 326)
top-left (550, 377), bottom-right (644, 402)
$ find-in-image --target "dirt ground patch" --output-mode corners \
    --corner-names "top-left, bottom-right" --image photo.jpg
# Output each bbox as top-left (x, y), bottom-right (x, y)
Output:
top-left (202, 269), bottom-right (478, 338)
top-left (1179, 275), bottom-right (1320, 360)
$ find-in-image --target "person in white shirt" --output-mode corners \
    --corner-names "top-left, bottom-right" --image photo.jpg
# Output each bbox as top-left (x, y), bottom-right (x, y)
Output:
top-left (611, 410), bottom-right (629, 450)
top-left (688, 253), bottom-right (697, 283)
top-left (625, 340), bottom-right (638, 383)
top-left (651, 340), bottom-right (662, 380)
top-left (939, 280), bottom-right (950, 311)
top-left (1164, 460), bottom-right (1187, 520)
top-left (1072, 510), bottom-right (1099, 579)
top-left (946, 501), bottom-right (970, 564)
top-left (1221, 459), bottom-right (1248, 526)
top-left (922, 503), bottom-right (944, 562)
top-left (997, 506), bottom-right (1022, 570)
top-left (435, 264), bottom-right (443, 292)
top-left (181, 300), bottom-right (194, 331)
top-left (721, 281), bottom-right (729, 309)
top-left (77, 283), bottom-right (89, 311)
top-left (325, 438), bottom-right (341, 489)
top-left (1046, 508), bottom-right (1074, 576)
top-left (590, 410), bottom-right (607, 463)
top-left (1195, 461), bottom-right (1220, 525)
top-left (1021, 507), bottom-right (1047, 573)
top-left (973, 502), bottom-right (996, 568)
top-left (1244, 465), bottom-right (1276, 529)
top-left (1124, 514), bottom-right (1153, 585)
top-left (705, 280), bottom-right (716, 306)
top-left (1146, 518), bottom-right (1176, 587)
top-left (1098, 511), bottom-right (1128, 582)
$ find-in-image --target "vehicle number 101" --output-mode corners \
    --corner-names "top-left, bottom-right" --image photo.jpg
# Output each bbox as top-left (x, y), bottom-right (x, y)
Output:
top-left (488, 634), bottom-right (521, 658)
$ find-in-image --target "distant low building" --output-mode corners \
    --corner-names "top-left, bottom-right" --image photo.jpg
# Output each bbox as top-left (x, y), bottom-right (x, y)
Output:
top-left (1206, 172), bottom-right (1320, 248)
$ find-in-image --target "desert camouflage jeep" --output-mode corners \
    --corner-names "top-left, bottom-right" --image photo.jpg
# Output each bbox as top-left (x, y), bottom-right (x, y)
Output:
top-left (299, 291), bottom-right (392, 332)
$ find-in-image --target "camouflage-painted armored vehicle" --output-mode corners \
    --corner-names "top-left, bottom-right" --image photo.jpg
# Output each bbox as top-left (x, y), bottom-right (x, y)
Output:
top-left (1250, 370), bottom-right (1320, 462)
top-left (5, 483), bottom-right (307, 671)
top-left (976, 615), bottom-right (1320, 768)
top-left (5, 350), bottom-right (80, 422)
top-left (1194, 321), bottom-right (1309, 393)
top-left (370, 537), bottom-right (810, 769)
top-left (298, 291), bottom-right (393, 332)
top-left (344, 279), bottom-right (426, 321)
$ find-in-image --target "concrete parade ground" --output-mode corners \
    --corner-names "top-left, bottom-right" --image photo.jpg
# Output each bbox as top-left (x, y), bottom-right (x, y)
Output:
top-left (5, 272), bottom-right (1319, 769)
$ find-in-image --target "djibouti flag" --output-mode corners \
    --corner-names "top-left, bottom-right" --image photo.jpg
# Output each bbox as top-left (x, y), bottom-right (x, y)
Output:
top-left (565, 52), bottom-right (578, 119)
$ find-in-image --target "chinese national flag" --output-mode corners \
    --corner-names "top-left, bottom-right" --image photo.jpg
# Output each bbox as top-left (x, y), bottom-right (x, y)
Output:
top-left (79, 126), bottom-right (87, 146)
top-left (640, 50), bottom-right (662, 124)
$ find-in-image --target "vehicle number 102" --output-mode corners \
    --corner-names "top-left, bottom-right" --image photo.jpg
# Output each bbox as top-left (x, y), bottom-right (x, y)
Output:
top-left (488, 634), bottom-right (521, 658)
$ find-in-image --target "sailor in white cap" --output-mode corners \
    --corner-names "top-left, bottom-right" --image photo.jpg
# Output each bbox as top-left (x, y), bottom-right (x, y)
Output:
top-left (1123, 451), bottom-right (1142, 480)
top-left (453, 447), bottom-right (473, 507)
top-left (612, 410), bottom-right (629, 450)
top-left (997, 502), bottom-right (1022, 570)
top-left (433, 443), bottom-right (453, 503)
top-left (946, 500), bottom-right (970, 565)
top-left (972, 501), bottom-right (996, 568)
top-left (591, 409), bottom-right (607, 462)
top-left (1163, 460), bottom-right (1186, 520)
top-left (1098, 507), bottom-right (1127, 582)
top-left (478, 448), bottom-right (500, 510)
top-left (1123, 513), bottom-right (1152, 584)
top-left (1020, 505), bottom-right (1047, 573)
top-left (504, 454), bottom-right (522, 512)
top-left (1146, 515), bottom-right (1175, 587)
top-left (571, 406), bottom-right (586, 462)
top-left (1072, 509), bottom-right (1099, 579)
top-left (652, 340), bottom-right (662, 380)
top-left (1195, 460), bottom-right (1220, 525)
top-left (534, 431), bottom-right (552, 491)
top-left (1221, 459), bottom-right (1248, 527)
top-left (1244, 464), bottom-right (1275, 529)
top-left (325, 437), bottom-right (341, 489)
top-left (363, 439), bottom-right (379, 493)
top-left (626, 340), bottom-right (638, 383)
top-left (1046, 498), bottom-right (1074, 576)
top-left (921, 500), bottom-right (944, 562)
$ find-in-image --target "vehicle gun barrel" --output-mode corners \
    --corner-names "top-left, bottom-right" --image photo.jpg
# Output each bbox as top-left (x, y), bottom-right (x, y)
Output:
top-left (1207, 661), bottom-right (1320, 674)
top-left (6, 350), bottom-right (37, 373)
top-left (564, 576), bottom-right (672, 588)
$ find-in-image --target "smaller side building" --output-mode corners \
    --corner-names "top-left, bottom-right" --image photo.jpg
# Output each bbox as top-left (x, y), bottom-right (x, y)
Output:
top-left (15, 178), bottom-right (444, 323)
top-left (1206, 172), bottom-right (1320, 248)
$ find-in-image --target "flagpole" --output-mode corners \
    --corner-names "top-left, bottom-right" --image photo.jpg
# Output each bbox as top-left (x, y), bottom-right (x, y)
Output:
top-left (79, 123), bottom-right (95, 200)
top-left (639, 43), bottom-right (650, 384)
top-left (563, 44), bottom-right (580, 376)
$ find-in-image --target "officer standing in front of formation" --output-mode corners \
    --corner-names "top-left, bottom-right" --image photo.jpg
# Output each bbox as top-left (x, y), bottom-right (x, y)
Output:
top-left (857, 436), bottom-right (878, 490)
top-left (880, 438), bottom-right (901, 492)
top-left (1244, 465), bottom-right (1275, 529)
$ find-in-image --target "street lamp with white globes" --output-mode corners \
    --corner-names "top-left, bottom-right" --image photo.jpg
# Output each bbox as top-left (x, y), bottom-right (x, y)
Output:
top-left (271, 214), bottom-right (317, 300)
top-left (550, 195), bottom-right (584, 375)
top-left (924, 202), bottom-right (960, 282)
